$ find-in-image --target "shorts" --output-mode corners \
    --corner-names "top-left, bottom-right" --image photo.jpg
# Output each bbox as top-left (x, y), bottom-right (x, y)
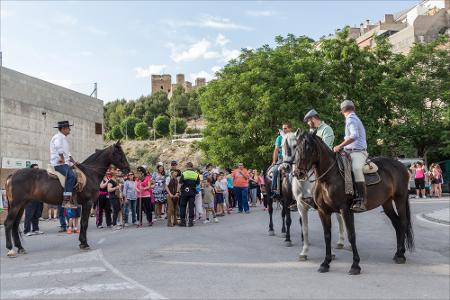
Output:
top-left (66, 207), bottom-right (81, 219)
top-left (215, 193), bottom-right (224, 204)
top-left (203, 202), bottom-right (213, 209)
top-left (431, 178), bottom-right (440, 185)
top-left (48, 204), bottom-right (58, 209)
top-left (415, 178), bottom-right (425, 190)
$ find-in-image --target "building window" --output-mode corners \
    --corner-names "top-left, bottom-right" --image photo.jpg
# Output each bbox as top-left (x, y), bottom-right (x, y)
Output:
top-left (161, 86), bottom-right (164, 89)
top-left (95, 123), bottom-right (102, 135)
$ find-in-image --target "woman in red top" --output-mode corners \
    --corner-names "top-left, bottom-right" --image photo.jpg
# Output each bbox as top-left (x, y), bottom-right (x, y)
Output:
top-left (136, 166), bottom-right (154, 226)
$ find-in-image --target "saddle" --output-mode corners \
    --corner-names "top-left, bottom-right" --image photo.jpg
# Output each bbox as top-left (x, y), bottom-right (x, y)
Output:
top-left (337, 153), bottom-right (381, 196)
top-left (47, 165), bottom-right (87, 193)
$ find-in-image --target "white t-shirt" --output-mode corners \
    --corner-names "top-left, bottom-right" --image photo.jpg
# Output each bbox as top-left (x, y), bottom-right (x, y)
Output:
top-left (50, 132), bottom-right (71, 166)
top-left (215, 179), bottom-right (228, 194)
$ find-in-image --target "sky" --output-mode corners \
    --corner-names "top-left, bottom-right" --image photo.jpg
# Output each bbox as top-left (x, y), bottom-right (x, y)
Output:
top-left (1, 0), bottom-right (418, 102)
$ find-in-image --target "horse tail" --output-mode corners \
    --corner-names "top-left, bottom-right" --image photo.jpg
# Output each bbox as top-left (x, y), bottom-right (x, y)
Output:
top-left (5, 174), bottom-right (13, 207)
top-left (404, 192), bottom-right (415, 251)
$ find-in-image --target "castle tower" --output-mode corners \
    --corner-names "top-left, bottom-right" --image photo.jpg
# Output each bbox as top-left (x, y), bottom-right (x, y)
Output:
top-left (151, 74), bottom-right (172, 94)
top-left (176, 74), bottom-right (185, 85)
top-left (195, 77), bottom-right (206, 88)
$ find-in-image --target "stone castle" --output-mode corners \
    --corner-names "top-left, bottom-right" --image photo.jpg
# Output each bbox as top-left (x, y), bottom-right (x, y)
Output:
top-left (151, 74), bottom-right (206, 98)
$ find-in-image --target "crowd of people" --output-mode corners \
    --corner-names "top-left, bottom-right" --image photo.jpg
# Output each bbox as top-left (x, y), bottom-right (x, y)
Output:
top-left (410, 162), bottom-right (444, 198)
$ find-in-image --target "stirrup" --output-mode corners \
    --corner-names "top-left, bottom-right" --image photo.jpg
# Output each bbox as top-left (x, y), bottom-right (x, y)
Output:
top-left (351, 200), bottom-right (366, 212)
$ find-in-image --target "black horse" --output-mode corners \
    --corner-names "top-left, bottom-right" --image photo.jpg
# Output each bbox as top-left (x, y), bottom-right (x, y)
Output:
top-left (4, 141), bottom-right (130, 257)
top-left (295, 132), bottom-right (414, 275)
top-left (263, 166), bottom-right (285, 237)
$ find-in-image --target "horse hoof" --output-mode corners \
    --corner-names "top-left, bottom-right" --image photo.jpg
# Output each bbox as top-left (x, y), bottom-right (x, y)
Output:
top-left (348, 267), bottom-right (361, 275)
top-left (298, 255), bottom-right (307, 261)
top-left (7, 250), bottom-right (17, 258)
top-left (318, 265), bottom-right (329, 273)
top-left (268, 230), bottom-right (275, 236)
top-left (335, 243), bottom-right (344, 249)
top-left (79, 244), bottom-right (91, 251)
top-left (393, 256), bottom-right (406, 264)
top-left (285, 241), bottom-right (292, 247)
top-left (17, 248), bottom-right (27, 254)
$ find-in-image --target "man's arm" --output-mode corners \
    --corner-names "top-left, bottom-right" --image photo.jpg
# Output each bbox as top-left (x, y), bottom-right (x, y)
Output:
top-left (322, 127), bottom-right (335, 150)
top-left (272, 147), bottom-right (279, 165)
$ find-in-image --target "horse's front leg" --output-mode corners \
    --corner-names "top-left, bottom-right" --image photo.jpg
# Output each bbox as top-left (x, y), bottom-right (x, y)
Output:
top-left (281, 204), bottom-right (286, 236)
top-left (268, 195), bottom-right (274, 236)
top-left (297, 203), bottom-right (309, 260)
top-left (284, 203), bottom-right (292, 247)
top-left (335, 213), bottom-right (346, 249)
top-left (79, 201), bottom-right (92, 250)
top-left (341, 208), bottom-right (361, 275)
top-left (318, 210), bottom-right (333, 273)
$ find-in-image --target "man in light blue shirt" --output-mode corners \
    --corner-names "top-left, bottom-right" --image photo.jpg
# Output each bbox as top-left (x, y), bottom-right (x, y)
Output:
top-left (271, 123), bottom-right (291, 197)
top-left (333, 100), bottom-right (368, 212)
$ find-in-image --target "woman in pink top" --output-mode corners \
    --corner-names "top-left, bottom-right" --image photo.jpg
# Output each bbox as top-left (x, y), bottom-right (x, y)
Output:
top-left (411, 162), bottom-right (426, 199)
top-left (136, 166), bottom-right (154, 226)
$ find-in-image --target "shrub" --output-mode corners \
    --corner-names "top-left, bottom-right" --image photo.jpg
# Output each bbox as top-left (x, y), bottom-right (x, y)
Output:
top-left (134, 122), bottom-right (149, 140)
top-left (111, 125), bottom-right (123, 140)
top-left (120, 117), bottom-right (140, 139)
top-left (169, 118), bottom-right (187, 136)
top-left (153, 115), bottom-right (170, 137)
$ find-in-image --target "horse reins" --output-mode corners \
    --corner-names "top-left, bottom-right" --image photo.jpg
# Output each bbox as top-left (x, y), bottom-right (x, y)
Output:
top-left (308, 158), bottom-right (337, 183)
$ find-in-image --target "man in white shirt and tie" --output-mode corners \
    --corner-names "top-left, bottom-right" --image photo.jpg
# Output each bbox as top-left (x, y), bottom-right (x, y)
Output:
top-left (50, 121), bottom-right (77, 208)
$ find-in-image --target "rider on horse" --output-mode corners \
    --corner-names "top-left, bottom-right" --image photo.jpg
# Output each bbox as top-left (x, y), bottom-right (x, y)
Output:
top-left (271, 123), bottom-right (291, 198)
top-left (333, 100), bottom-right (368, 212)
top-left (303, 109), bottom-right (336, 208)
top-left (50, 120), bottom-right (77, 208)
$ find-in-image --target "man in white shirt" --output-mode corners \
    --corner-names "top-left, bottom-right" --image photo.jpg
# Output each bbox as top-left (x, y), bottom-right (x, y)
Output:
top-left (50, 121), bottom-right (77, 208)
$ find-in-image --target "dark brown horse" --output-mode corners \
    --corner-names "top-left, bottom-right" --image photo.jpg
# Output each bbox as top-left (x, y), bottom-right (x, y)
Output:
top-left (4, 141), bottom-right (130, 257)
top-left (295, 132), bottom-right (414, 275)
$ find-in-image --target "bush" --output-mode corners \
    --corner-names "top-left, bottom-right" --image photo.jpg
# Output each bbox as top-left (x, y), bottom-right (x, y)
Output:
top-left (111, 125), bottom-right (123, 140)
top-left (185, 127), bottom-right (202, 134)
top-left (134, 122), bottom-right (149, 140)
top-left (169, 118), bottom-right (187, 136)
top-left (120, 117), bottom-right (140, 139)
top-left (153, 115), bottom-right (170, 137)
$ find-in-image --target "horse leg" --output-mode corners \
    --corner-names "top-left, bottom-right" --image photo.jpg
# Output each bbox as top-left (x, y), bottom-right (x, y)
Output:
top-left (281, 204), bottom-right (286, 237)
top-left (317, 210), bottom-right (333, 273)
top-left (12, 207), bottom-right (26, 254)
top-left (4, 206), bottom-right (23, 257)
top-left (341, 208), bottom-right (361, 275)
top-left (381, 200), bottom-right (404, 263)
top-left (79, 201), bottom-right (92, 250)
top-left (298, 204), bottom-right (309, 260)
top-left (284, 205), bottom-right (292, 247)
top-left (393, 194), bottom-right (412, 263)
top-left (268, 196), bottom-right (274, 236)
top-left (335, 213), bottom-right (346, 249)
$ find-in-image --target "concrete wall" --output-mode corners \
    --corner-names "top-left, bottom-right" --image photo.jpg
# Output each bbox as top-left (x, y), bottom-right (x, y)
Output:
top-left (0, 67), bottom-right (104, 186)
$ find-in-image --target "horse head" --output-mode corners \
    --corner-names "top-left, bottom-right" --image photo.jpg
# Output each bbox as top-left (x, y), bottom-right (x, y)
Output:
top-left (282, 131), bottom-right (298, 165)
top-left (294, 131), bottom-right (320, 179)
top-left (111, 140), bottom-right (130, 173)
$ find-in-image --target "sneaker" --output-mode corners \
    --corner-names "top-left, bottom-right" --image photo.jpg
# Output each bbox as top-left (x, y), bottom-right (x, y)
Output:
top-left (124, 223), bottom-right (129, 227)
top-left (245, 211), bottom-right (250, 214)
top-left (113, 225), bottom-right (122, 230)
top-left (67, 228), bottom-right (73, 234)
top-left (97, 225), bottom-right (104, 229)
top-left (213, 218), bottom-right (219, 223)
top-left (33, 230), bottom-right (44, 235)
top-left (203, 219), bottom-right (210, 224)
top-left (25, 232), bottom-right (35, 236)
top-left (75, 228), bottom-right (80, 233)
top-left (58, 228), bottom-right (67, 233)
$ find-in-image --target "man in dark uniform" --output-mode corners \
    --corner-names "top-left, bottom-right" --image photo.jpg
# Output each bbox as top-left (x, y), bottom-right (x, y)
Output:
top-left (178, 162), bottom-right (200, 227)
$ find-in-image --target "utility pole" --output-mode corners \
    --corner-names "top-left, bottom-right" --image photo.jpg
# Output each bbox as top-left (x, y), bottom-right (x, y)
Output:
top-left (90, 82), bottom-right (97, 98)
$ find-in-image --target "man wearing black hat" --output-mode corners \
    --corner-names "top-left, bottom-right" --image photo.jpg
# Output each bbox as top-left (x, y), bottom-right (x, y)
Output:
top-left (50, 121), bottom-right (77, 208)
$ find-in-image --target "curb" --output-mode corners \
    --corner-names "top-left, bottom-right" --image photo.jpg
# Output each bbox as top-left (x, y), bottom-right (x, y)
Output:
top-left (421, 213), bottom-right (450, 225)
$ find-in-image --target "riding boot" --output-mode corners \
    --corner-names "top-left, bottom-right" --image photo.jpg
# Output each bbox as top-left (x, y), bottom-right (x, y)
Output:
top-left (301, 197), bottom-right (317, 209)
top-left (351, 182), bottom-right (367, 212)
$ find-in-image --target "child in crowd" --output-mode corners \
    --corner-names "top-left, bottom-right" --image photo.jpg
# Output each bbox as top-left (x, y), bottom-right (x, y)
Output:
top-left (66, 206), bottom-right (81, 234)
top-left (47, 204), bottom-right (58, 221)
top-left (202, 179), bottom-right (219, 224)
top-left (214, 173), bottom-right (226, 216)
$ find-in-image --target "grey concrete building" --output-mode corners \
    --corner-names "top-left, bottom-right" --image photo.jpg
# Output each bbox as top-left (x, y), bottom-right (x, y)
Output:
top-left (0, 67), bottom-right (104, 185)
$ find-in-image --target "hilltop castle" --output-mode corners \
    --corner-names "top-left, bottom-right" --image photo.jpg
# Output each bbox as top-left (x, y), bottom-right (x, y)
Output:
top-left (151, 74), bottom-right (206, 98)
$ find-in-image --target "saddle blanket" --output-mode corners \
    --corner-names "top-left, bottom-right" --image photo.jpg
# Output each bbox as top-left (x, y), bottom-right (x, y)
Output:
top-left (47, 165), bottom-right (86, 192)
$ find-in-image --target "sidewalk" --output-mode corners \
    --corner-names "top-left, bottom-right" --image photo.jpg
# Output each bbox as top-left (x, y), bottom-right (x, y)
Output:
top-left (423, 207), bottom-right (450, 225)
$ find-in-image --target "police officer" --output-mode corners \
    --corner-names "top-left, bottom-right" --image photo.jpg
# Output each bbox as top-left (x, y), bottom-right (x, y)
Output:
top-left (178, 162), bottom-right (200, 227)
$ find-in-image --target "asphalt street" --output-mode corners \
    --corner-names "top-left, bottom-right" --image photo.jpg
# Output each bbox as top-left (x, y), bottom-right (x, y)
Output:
top-left (1, 197), bottom-right (449, 299)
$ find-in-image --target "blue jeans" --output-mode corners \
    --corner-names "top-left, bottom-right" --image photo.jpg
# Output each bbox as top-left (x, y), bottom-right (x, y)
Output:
top-left (271, 158), bottom-right (282, 192)
top-left (234, 187), bottom-right (249, 212)
top-left (123, 199), bottom-right (137, 224)
top-left (54, 164), bottom-right (76, 196)
top-left (58, 205), bottom-right (67, 229)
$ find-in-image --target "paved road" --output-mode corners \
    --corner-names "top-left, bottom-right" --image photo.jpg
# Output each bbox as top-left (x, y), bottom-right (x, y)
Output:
top-left (1, 197), bottom-right (449, 299)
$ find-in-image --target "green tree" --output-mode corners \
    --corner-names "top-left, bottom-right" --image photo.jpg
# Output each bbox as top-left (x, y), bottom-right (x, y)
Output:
top-left (168, 86), bottom-right (190, 118)
top-left (153, 115), bottom-right (170, 137)
top-left (121, 117), bottom-right (140, 139)
top-left (111, 124), bottom-right (123, 140)
top-left (169, 117), bottom-right (187, 136)
top-left (134, 122), bottom-right (150, 140)
top-left (187, 88), bottom-right (202, 119)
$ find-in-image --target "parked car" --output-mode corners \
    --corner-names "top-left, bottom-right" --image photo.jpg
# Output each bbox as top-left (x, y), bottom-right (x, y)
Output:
top-left (397, 158), bottom-right (429, 194)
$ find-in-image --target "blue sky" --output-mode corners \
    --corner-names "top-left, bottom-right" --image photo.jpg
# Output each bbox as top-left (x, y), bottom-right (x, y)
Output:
top-left (1, 1), bottom-right (418, 102)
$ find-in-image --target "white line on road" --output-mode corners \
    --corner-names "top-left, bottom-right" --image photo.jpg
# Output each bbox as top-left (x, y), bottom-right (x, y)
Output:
top-left (1, 282), bottom-right (133, 299)
top-left (147, 260), bottom-right (317, 269)
top-left (32, 250), bottom-right (99, 266)
top-left (1, 266), bottom-right (106, 279)
top-left (98, 238), bottom-right (105, 244)
top-left (97, 249), bottom-right (167, 300)
top-left (416, 213), bottom-right (450, 227)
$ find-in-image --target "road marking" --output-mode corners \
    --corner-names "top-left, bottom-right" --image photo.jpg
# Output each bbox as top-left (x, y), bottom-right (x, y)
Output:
top-left (416, 213), bottom-right (450, 227)
top-left (98, 238), bottom-right (105, 244)
top-left (1, 283), bottom-right (133, 299)
top-left (1, 266), bottom-right (106, 279)
top-left (147, 260), bottom-right (317, 269)
top-left (32, 250), bottom-right (99, 266)
top-left (97, 249), bottom-right (167, 300)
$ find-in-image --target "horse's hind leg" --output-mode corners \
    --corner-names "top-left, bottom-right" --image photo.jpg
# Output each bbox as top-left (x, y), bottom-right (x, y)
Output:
top-left (281, 204), bottom-right (286, 236)
top-left (392, 195), bottom-right (409, 263)
top-left (268, 196), bottom-right (274, 236)
top-left (284, 205), bottom-right (292, 247)
top-left (382, 200), bottom-right (405, 263)
top-left (4, 206), bottom-right (23, 257)
top-left (79, 201), bottom-right (92, 250)
top-left (340, 208), bottom-right (361, 275)
top-left (12, 207), bottom-right (26, 254)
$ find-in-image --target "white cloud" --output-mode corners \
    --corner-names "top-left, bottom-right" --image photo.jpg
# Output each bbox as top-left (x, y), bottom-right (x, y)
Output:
top-left (204, 51), bottom-right (222, 59)
top-left (166, 15), bottom-right (252, 31)
top-left (86, 26), bottom-right (108, 36)
top-left (222, 48), bottom-right (241, 62)
top-left (211, 66), bottom-right (222, 74)
top-left (134, 64), bottom-right (167, 78)
top-left (75, 51), bottom-right (92, 57)
top-left (170, 39), bottom-right (213, 62)
top-left (190, 71), bottom-right (213, 82)
top-left (246, 10), bottom-right (276, 17)
top-left (54, 14), bottom-right (78, 25)
top-left (216, 33), bottom-right (230, 46)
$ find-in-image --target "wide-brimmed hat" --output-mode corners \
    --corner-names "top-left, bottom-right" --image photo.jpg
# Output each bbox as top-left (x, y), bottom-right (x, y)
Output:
top-left (54, 121), bottom-right (73, 129)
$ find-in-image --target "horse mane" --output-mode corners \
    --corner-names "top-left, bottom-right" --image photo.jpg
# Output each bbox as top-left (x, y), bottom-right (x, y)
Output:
top-left (81, 145), bottom-right (112, 165)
